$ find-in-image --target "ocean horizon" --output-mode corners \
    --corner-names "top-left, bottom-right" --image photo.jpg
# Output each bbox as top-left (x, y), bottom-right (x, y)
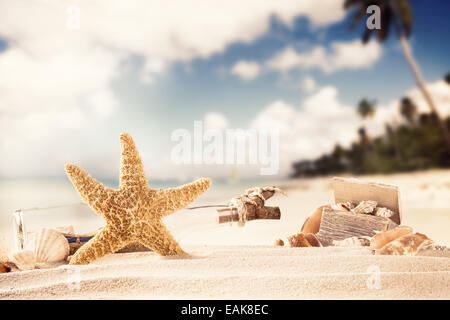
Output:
top-left (0, 176), bottom-right (289, 248)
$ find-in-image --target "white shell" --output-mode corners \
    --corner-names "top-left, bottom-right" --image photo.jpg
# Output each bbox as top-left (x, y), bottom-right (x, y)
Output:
top-left (374, 207), bottom-right (395, 218)
top-left (25, 228), bottom-right (70, 262)
top-left (353, 200), bottom-right (377, 214)
top-left (8, 250), bottom-right (36, 270)
top-left (332, 202), bottom-right (356, 211)
top-left (333, 236), bottom-right (371, 247)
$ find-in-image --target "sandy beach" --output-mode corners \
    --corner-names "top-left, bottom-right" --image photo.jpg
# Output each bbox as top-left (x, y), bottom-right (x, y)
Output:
top-left (1, 246), bottom-right (449, 299)
top-left (1, 169), bottom-right (449, 299)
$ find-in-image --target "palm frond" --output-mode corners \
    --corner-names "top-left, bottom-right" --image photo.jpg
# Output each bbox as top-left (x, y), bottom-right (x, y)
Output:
top-left (349, 6), bottom-right (367, 29)
top-left (377, 5), bottom-right (392, 42)
top-left (398, 0), bottom-right (413, 37)
top-left (344, 0), bottom-right (363, 9)
top-left (362, 28), bottom-right (375, 43)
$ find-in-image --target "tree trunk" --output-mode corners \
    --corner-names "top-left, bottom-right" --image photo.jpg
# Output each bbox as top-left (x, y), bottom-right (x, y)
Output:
top-left (390, 0), bottom-right (450, 153)
top-left (398, 35), bottom-right (450, 152)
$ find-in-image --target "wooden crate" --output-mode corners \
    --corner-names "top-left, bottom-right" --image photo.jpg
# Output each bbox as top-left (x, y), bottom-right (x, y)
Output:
top-left (317, 208), bottom-right (398, 246)
top-left (316, 177), bottom-right (402, 246)
top-left (332, 177), bottom-right (402, 225)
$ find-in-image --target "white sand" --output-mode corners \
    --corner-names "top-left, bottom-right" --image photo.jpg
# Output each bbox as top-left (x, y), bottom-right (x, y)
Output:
top-left (1, 169), bottom-right (449, 299)
top-left (1, 246), bottom-right (449, 299)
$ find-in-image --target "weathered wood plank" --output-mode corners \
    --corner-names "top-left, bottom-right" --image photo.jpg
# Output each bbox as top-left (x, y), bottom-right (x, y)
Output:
top-left (332, 177), bottom-right (402, 224)
top-left (317, 208), bottom-right (398, 246)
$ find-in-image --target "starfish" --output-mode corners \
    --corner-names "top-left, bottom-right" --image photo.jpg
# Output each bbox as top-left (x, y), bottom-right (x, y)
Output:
top-left (65, 133), bottom-right (211, 265)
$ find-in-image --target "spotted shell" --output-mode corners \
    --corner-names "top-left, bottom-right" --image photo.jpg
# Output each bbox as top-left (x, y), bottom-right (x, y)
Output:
top-left (8, 250), bottom-right (35, 271)
top-left (288, 233), bottom-right (312, 247)
top-left (376, 232), bottom-right (433, 256)
top-left (25, 228), bottom-right (70, 262)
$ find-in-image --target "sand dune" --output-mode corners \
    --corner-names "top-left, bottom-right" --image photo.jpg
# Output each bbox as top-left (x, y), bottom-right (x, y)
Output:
top-left (1, 169), bottom-right (449, 299)
top-left (1, 246), bottom-right (449, 299)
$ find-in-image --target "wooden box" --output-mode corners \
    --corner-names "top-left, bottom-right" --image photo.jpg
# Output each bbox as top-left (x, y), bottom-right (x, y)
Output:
top-left (316, 177), bottom-right (402, 246)
top-left (332, 177), bottom-right (402, 225)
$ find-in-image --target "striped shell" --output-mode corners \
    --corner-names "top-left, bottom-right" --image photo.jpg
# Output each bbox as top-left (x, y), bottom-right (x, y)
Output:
top-left (376, 232), bottom-right (433, 256)
top-left (8, 250), bottom-right (35, 270)
top-left (304, 233), bottom-right (322, 247)
top-left (370, 226), bottom-right (413, 250)
top-left (25, 228), bottom-right (70, 262)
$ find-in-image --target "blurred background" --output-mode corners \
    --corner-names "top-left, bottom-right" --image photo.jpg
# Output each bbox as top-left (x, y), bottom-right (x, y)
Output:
top-left (0, 1), bottom-right (449, 247)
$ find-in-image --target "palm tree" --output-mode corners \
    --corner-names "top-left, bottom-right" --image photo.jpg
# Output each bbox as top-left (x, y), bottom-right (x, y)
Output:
top-left (356, 99), bottom-right (375, 159)
top-left (357, 98), bottom-right (376, 119)
top-left (358, 127), bottom-right (370, 144)
top-left (345, 0), bottom-right (450, 152)
top-left (400, 97), bottom-right (417, 124)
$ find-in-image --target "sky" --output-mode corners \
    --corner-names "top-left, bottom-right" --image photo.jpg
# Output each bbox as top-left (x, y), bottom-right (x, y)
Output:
top-left (0, 0), bottom-right (449, 181)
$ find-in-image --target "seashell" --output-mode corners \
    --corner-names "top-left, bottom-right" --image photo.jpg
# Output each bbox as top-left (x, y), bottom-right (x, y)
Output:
top-left (8, 250), bottom-right (35, 270)
top-left (304, 233), bottom-right (322, 247)
top-left (332, 202), bottom-right (356, 211)
top-left (353, 200), bottom-right (377, 214)
top-left (342, 202), bottom-right (356, 211)
top-left (0, 262), bottom-right (11, 273)
top-left (25, 228), bottom-right (70, 262)
top-left (376, 232), bottom-right (433, 256)
top-left (301, 205), bottom-right (330, 234)
top-left (274, 239), bottom-right (284, 246)
top-left (288, 233), bottom-right (312, 247)
top-left (370, 225), bottom-right (413, 249)
top-left (374, 207), bottom-right (395, 219)
top-left (333, 236), bottom-right (371, 247)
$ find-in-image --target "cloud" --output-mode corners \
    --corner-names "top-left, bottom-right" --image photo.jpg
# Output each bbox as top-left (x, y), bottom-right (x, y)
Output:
top-left (250, 87), bottom-right (362, 177)
top-left (0, 0), bottom-right (346, 83)
top-left (249, 80), bottom-right (450, 177)
top-left (0, 0), bottom-right (346, 177)
top-left (204, 112), bottom-right (229, 130)
top-left (301, 75), bottom-right (317, 92)
top-left (75, 80), bottom-right (448, 181)
top-left (266, 39), bottom-right (382, 73)
top-left (230, 60), bottom-right (261, 81)
top-left (405, 80), bottom-right (450, 117)
top-left (230, 39), bottom-right (382, 82)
